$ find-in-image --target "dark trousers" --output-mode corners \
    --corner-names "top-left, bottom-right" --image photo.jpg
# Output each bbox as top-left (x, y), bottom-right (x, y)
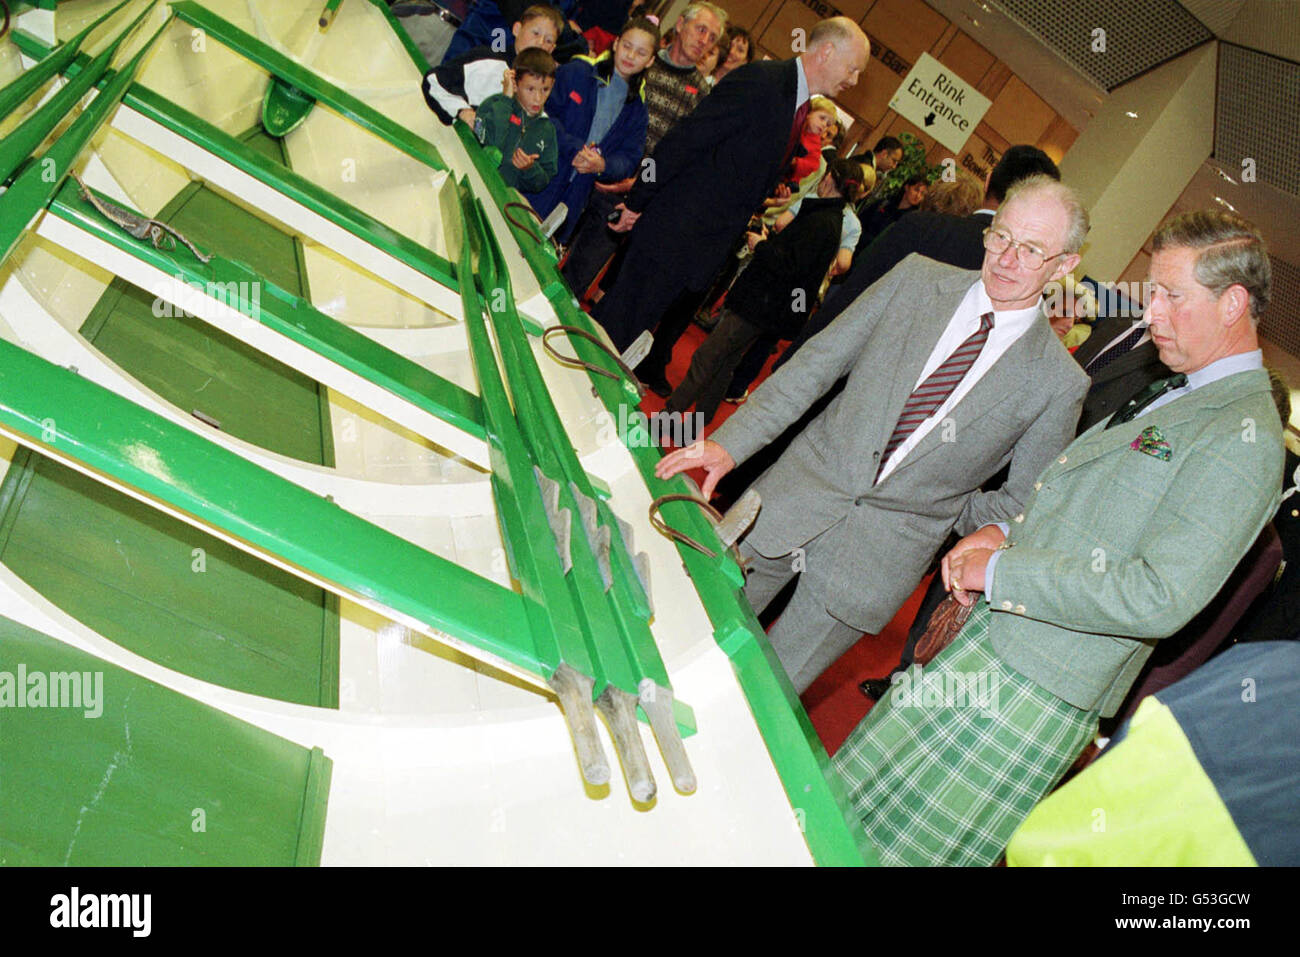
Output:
top-left (774, 285), bottom-right (846, 372)
top-left (726, 333), bottom-right (779, 397)
top-left (561, 190), bottom-right (623, 299)
top-left (637, 286), bottom-right (710, 380)
top-left (664, 307), bottom-right (764, 425)
top-left (592, 250), bottom-right (701, 353)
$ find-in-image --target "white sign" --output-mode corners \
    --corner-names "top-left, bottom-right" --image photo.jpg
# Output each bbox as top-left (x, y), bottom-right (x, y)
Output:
top-left (888, 52), bottom-right (992, 154)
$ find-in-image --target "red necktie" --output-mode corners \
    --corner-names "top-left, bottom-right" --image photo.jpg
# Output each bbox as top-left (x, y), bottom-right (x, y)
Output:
top-left (783, 100), bottom-right (811, 170)
top-left (877, 311), bottom-right (995, 480)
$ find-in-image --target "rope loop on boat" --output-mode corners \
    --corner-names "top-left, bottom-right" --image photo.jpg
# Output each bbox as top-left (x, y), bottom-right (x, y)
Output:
top-left (503, 201), bottom-right (545, 246)
top-left (648, 494), bottom-right (724, 559)
top-left (71, 173), bottom-right (213, 264)
top-left (542, 325), bottom-right (645, 398)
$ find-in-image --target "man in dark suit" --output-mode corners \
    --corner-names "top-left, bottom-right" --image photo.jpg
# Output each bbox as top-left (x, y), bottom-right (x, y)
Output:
top-left (592, 17), bottom-right (870, 385)
top-left (1071, 306), bottom-right (1171, 431)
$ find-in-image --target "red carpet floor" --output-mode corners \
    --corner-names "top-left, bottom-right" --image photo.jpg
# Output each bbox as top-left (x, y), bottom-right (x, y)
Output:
top-left (632, 319), bottom-right (932, 755)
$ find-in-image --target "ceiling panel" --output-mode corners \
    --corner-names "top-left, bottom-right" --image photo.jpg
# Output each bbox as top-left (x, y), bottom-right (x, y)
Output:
top-left (992, 0), bottom-right (1213, 89)
top-left (1215, 43), bottom-right (1300, 197)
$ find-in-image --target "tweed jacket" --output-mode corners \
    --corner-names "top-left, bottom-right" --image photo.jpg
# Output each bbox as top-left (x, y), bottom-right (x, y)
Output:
top-left (712, 254), bottom-right (1089, 632)
top-left (989, 367), bottom-right (1284, 716)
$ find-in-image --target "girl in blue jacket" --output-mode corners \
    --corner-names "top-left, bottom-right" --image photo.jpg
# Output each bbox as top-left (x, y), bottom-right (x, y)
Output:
top-left (523, 16), bottom-right (658, 242)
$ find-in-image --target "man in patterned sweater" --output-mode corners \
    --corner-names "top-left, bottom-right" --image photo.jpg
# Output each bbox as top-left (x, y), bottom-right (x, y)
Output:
top-left (560, 2), bottom-right (725, 299)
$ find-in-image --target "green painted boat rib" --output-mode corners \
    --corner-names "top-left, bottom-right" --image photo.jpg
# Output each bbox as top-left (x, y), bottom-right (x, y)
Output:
top-left (0, 9), bottom-right (173, 267)
top-left (0, 2), bottom-right (160, 187)
top-left (468, 196), bottom-right (696, 730)
top-left (462, 185), bottom-right (694, 734)
top-left (170, 1), bottom-right (447, 172)
top-left (47, 178), bottom-right (487, 452)
top-left (124, 84), bottom-right (458, 292)
top-left (0, 0), bottom-right (130, 123)
top-left (457, 130), bottom-right (877, 865)
top-left (2, 28), bottom-right (459, 297)
top-left (0, 612), bottom-right (332, 866)
top-left (78, 170), bottom-right (338, 466)
top-left (0, 336), bottom-right (543, 678)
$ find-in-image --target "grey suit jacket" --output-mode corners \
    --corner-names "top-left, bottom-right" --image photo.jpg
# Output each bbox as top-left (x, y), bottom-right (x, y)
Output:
top-left (713, 254), bottom-right (1089, 632)
top-left (989, 368), bottom-right (1284, 716)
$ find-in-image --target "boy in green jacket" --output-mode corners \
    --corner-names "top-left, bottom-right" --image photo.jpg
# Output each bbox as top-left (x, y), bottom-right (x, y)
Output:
top-left (473, 48), bottom-right (559, 192)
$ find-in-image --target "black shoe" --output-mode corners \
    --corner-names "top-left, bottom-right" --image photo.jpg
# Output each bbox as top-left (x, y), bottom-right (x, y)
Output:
top-left (693, 310), bottom-right (720, 332)
top-left (860, 666), bottom-right (908, 701)
top-left (858, 677), bottom-right (893, 701)
top-left (642, 373), bottom-right (671, 398)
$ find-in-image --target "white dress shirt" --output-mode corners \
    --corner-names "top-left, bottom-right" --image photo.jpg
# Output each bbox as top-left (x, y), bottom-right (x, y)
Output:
top-left (876, 280), bottom-right (1041, 483)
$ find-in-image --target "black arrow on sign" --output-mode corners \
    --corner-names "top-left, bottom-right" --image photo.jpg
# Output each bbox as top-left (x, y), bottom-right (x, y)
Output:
top-left (924, 111), bottom-right (936, 127)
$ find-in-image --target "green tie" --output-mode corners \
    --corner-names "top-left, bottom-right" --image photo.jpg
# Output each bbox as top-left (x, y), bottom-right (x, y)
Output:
top-left (1105, 373), bottom-right (1188, 429)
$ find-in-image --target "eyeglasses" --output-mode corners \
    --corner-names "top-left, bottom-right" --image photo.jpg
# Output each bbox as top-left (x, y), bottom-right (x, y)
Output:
top-left (983, 227), bottom-right (1066, 270)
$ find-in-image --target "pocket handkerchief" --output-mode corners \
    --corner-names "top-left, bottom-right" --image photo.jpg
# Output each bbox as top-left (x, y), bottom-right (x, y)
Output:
top-left (1130, 425), bottom-right (1172, 461)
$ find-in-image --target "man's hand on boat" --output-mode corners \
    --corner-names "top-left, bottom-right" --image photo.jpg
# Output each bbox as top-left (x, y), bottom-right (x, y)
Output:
top-left (512, 148), bottom-right (540, 171)
top-left (457, 107), bottom-right (477, 126)
top-left (655, 440), bottom-right (735, 499)
top-left (609, 203), bottom-right (641, 232)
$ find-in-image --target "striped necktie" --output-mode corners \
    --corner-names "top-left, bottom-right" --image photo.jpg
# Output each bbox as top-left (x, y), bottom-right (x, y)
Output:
top-left (878, 311), bottom-right (994, 480)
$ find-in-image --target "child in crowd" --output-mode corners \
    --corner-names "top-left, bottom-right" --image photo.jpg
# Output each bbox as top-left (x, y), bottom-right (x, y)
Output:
top-left (474, 48), bottom-right (560, 192)
top-left (662, 159), bottom-right (862, 426)
top-left (422, 5), bottom-right (563, 127)
top-left (524, 16), bottom-right (659, 242)
top-left (442, 0), bottom-right (577, 64)
top-left (760, 97), bottom-right (839, 229)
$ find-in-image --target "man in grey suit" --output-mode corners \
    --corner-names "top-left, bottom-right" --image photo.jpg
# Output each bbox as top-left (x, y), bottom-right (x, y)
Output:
top-left (835, 209), bottom-right (1283, 866)
top-left (656, 175), bottom-right (1090, 692)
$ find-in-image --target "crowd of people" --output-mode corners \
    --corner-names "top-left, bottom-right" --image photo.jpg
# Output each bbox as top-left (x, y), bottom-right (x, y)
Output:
top-left (422, 2), bottom-right (1297, 867)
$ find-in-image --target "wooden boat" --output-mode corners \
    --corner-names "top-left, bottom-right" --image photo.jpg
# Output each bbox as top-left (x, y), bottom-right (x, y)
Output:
top-left (0, 0), bottom-right (873, 865)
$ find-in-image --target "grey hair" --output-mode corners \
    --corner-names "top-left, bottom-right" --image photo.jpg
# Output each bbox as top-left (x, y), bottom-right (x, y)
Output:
top-left (994, 174), bottom-right (1089, 255)
top-left (680, 2), bottom-right (728, 30)
top-left (1153, 210), bottom-right (1272, 318)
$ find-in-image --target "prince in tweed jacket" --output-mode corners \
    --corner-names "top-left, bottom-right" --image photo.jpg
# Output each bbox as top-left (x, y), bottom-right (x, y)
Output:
top-left (839, 209), bottom-right (1284, 866)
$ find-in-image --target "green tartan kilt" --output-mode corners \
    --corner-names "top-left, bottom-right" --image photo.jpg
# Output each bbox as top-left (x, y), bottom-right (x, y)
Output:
top-left (832, 602), bottom-right (1098, 866)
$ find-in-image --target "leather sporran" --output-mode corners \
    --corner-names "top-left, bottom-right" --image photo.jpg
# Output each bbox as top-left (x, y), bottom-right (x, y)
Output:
top-left (914, 596), bottom-right (974, 665)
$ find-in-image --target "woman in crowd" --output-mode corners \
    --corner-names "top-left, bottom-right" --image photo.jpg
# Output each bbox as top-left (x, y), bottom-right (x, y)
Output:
top-left (709, 25), bottom-right (754, 86)
top-left (858, 172), bottom-right (929, 248)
